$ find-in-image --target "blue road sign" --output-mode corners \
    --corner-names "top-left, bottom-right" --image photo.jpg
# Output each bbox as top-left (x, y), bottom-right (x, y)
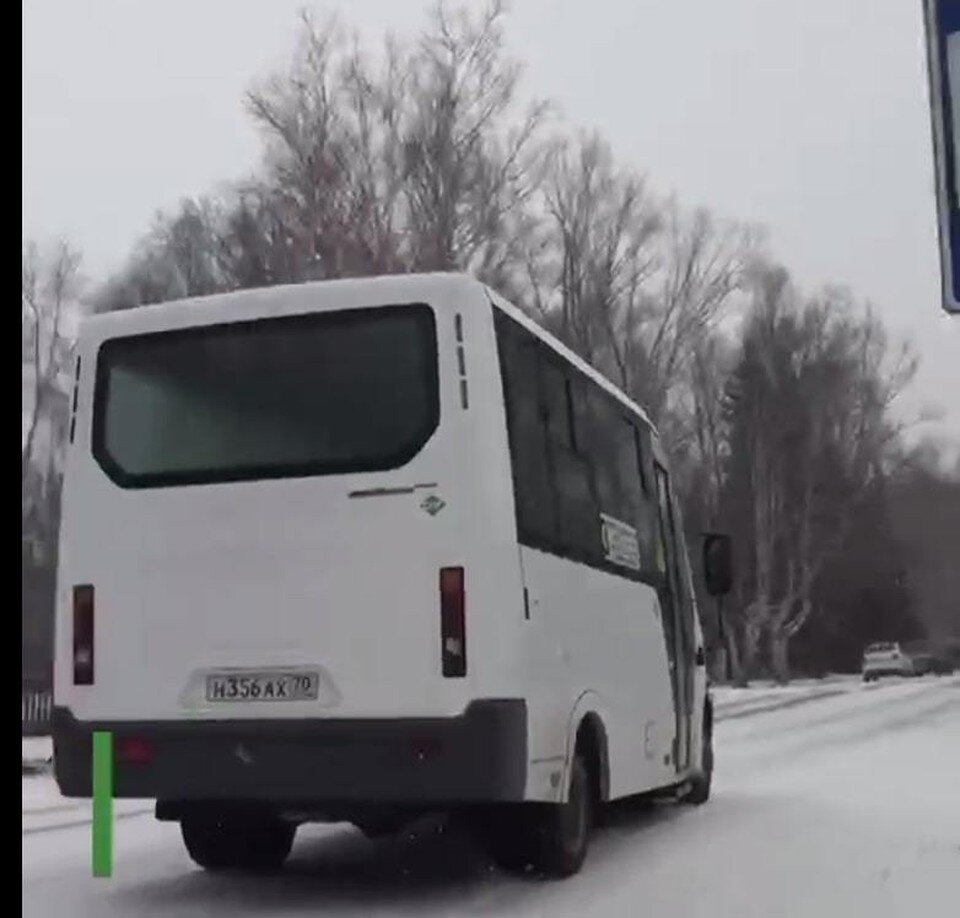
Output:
top-left (925, 0), bottom-right (960, 313)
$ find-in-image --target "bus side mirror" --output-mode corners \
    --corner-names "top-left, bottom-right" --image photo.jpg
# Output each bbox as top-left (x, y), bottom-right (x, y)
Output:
top-left (702, 533), bottom-right (733, 597)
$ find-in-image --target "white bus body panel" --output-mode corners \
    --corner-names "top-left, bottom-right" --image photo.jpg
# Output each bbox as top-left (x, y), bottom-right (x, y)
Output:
top-left (55, 275), bottom-right (525, 725)
top-left (520, 547), bottom-right (678, 799)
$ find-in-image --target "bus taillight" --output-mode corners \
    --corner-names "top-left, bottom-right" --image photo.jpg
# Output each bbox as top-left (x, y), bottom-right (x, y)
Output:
top-left (439, 567), bottom-right (466, 677)
top-left (73, 584), bottom-right (95, 685)
top-left (117, 737), bottom-right (156, 765)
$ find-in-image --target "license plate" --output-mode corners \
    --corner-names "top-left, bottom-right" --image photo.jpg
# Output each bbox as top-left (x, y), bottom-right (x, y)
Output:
top-left (204, 671), bottom-right (319, 703)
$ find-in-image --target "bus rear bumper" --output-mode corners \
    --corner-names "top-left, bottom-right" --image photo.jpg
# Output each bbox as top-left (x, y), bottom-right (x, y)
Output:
top-left (52, 699), bottom-right (527, 807)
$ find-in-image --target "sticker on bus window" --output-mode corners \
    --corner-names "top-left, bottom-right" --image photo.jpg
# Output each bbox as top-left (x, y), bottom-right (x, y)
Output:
top-left (600, 513), bottom-right (641, 571)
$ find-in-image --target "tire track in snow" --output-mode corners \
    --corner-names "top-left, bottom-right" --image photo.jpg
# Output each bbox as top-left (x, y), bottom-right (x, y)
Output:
top-left (722, 678), bottom-right (952, 739)
top-left (713, 675), bottom-right (919, 722)
top-left (22, 806), bottom-right (154, 837)
top-left (715, 687), bottom-right (848, 721)
top-left (717, 680), bottom-right (959, 775)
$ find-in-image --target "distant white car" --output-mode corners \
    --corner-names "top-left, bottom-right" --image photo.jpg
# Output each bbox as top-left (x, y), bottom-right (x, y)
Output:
top-left (861, 643), bottom-right (914, 681)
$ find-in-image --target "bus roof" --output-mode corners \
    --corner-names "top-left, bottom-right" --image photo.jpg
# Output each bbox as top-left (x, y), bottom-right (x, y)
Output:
top-left (82, 272), bottom-right (480, 338)
top-left (84, 271), bottom-right (656, 433)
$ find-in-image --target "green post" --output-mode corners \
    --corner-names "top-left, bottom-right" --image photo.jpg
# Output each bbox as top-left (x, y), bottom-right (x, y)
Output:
top-left (92, 731), bottom-right (114, 877)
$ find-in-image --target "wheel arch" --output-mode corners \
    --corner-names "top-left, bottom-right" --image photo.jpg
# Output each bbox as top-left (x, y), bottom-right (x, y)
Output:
top-left (561, 692), bottom-right (611, 804)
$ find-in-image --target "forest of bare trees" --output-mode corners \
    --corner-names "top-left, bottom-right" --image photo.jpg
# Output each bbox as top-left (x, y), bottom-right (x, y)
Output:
top-left (22, 1), bottom-right (959, 685)
top-left (21, 240), bottom-right (82, 682)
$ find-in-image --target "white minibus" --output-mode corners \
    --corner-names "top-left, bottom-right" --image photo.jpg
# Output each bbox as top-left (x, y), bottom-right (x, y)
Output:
top-left (53, 273), bottom-right (728, 877)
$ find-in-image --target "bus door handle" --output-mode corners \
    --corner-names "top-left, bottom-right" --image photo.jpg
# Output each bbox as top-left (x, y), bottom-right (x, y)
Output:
top-left (695, 646), bottom-right (705, 667)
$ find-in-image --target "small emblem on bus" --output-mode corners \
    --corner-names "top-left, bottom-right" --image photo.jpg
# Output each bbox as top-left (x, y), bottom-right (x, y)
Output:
top-left (420, 495), bottom-right (446, 516)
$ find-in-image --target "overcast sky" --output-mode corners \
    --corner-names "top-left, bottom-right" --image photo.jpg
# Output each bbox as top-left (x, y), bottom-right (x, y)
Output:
top-left (22, 0), bottom-right (960, 449)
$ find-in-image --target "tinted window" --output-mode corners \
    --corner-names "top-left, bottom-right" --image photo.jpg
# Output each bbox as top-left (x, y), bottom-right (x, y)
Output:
top-left (494, 311), bottom-right (557, 543)
top-left (542, 360), bottom-right (601, 559)
top-left (617, 422), bottom-right (654, 557)
top-left (541, 360), bottom-right (574, 448)
top-left (571, 378), bottom-right (656, 573)
top-left (93, 305), bottom-right (438, 487)
top-left (494, 306), bottom-right (658, 581)
top-left (574, 386), bottom-right (629, 517)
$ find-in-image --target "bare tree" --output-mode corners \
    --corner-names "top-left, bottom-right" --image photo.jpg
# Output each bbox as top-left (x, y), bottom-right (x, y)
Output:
top-left (763, 298), bottom-right (917, 680)
top-left (529, 131), bottom-right (661, 391)
top-left (95, 198), bottom-right (225, 310)
top-left (22, 240), bottom-right (81, 486)
top-left (687, 333), bottom-right (735, 523)
top-left (213, 183), bottom-right (305, 289)
top-left (401, 0), bottom-right (548, 277)
top-left (240, 2), bottom-right (547, 284)
top-left (720, 261), bottom-right (791, 679)
top-left (722, 268), bottom-right (918, 682)
top-left (646, 205), bottom-right (755, 435)
top-left (245, 12), bottom-right (356, 280)
top-left (337, 33), bottom-right (412, 275)
top-left (22, 241), bottom-right (81, 688)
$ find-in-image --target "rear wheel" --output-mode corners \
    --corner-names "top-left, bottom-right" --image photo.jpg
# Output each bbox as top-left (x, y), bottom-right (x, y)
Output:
top-left (533, 753), bottom-right (593, 876)
top-left (180, 813), bottom-right (295, 872)
top-left (477, 753), bottom-right (593, 878)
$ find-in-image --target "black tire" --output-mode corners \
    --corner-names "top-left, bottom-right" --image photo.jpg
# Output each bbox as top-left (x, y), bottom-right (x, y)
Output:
top-left (478, 753), bottom-right (593, 878)
top-left (683, 704), bottom-right (713, 805)
top-left (532, 754), bottom-right (592, 877)
top-left (181, 813), bottom-right (295, 872)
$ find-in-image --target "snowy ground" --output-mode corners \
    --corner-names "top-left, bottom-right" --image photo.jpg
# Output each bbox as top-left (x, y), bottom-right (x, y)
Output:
top-left (23, 736), bottom-right (53, 761)
top-left (22, 675), bottom-right (960, 917)
top-left (712, 673), bottom-right (862, 721)
top-left (22, 735), bottom-right (53, 776)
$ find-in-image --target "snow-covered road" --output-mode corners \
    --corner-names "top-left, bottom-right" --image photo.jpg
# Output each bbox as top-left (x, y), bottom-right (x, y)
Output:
top-left (22, 676), bottom-right (960, 917)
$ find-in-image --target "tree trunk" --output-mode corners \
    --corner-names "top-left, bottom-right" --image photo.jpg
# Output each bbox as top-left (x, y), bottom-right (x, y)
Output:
top-left (711, 612), bottom-right (744, 685)
top-left (741, 619), bottom-right (763, 684)
top-left (770, 630), bottom-right (791, 684)
top-left (22, 388), bottom-right (43, 487)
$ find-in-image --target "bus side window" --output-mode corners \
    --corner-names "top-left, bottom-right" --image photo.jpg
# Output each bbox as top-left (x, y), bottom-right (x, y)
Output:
top-left (572, 387), bottom-right (615, 515)
top-left (630, 424), bottom-right (658, 577)
top-left (654, 466), bottom-right (674, 582)
top-left (494, 313), bottom-right (557, 546)
top-left (571, 387), bottom-right (653, 571)
top-left (540, 358), bottom-right (573, 448)
top-left (542, 361), bottom-right (600, 562)
top-left (669, 491), bottom-right (699, 644)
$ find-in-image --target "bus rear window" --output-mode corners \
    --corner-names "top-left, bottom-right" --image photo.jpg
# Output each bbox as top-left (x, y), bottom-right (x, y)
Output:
top-left (92, 304), bottom-right (438, 488)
